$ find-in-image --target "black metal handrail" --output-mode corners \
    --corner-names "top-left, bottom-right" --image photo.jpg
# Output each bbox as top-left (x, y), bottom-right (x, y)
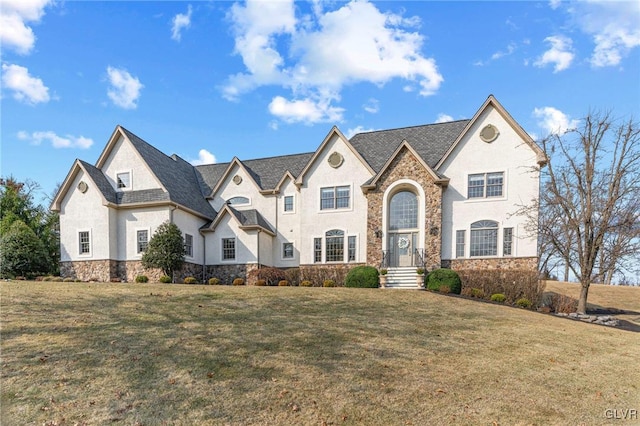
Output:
top-left (380, 249), bottom-right (426, 269)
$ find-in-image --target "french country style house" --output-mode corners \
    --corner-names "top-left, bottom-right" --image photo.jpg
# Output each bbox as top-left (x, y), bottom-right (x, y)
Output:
top-left (51, 95), bottom-right (546, 287)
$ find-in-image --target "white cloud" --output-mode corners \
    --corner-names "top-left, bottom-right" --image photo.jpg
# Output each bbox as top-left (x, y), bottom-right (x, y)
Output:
top-left (534, 35), bottom-right (575, 72)
top-left (224, 0), bottom-right (443, 124)
top-left (190, 149), bottom-right (217, 166)
top-left (0, 0), bottom-right (51, 55)
top-left (435, 113), bottom-right (454, 123)
top-left (549, 0), bottom-right (562, 10)
top-left (533, 106), bottom-right (579, 135)
top-left (268, 95), bottom-right (344, 124)
top-left (345, 125), bottom-right (377, 139)
top-left (1, 63), bottom-right (50, 104)
top-left (18, 130), bottom-right (94, 149)
top-left (171, 5), bottom-right (192, 41)
top-left (363, 98), bottom-right (379, 114)
top-left (106, 66), bottom-right (143, 109)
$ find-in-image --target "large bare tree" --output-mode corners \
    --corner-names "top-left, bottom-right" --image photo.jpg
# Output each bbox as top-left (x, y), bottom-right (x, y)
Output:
top-left (536, 111), bottom-right (640, 313)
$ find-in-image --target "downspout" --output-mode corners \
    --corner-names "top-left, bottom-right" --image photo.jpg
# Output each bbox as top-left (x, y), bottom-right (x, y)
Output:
top-left (257, 229), bottom-right (261, 267)
top-left (200, 230), bottom-right (206, 284)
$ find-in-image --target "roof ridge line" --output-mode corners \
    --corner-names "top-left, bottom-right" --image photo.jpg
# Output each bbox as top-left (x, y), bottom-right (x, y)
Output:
top-left (352, 119), bottom-right (471, 136)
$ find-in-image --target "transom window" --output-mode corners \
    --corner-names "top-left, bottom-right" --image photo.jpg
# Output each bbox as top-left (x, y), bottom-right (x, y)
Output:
top-left (389, 190), bottom-right (418, 230)
top-left (320, 186), bottom-right (350, 210)
top-left (79, 231), bottom-right (90, 255)
top-left (185, 234), bottom-right (193, 257)
top-left (117, 172), bottom-right (130, 189)
top-left (284, 195), bottom-right (294, 212)
top-left (470, 220), bottom-right (498, 257)
top-left (222, 238), bottom-right (236, 260)
top-left (314, 231), bottom-right (357, 263)
top-left (468, 172), bottom-right (504, 198)
top-left (137, 230), bottom-right (148, 254)
top-left (227, 196), bottom-right (249, 206)
top-left (283, 242), bottom-right (294, 259)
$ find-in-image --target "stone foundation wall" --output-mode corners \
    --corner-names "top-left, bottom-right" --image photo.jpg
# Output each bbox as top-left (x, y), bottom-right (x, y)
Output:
top-left (446, 257), bottom-right (538, 272)
top-left (60, 260), bottom-right (204, 283)
top-left (60, 260), bottom-right (116, 282)
top-left (206, 263), bottom-right (259, 285)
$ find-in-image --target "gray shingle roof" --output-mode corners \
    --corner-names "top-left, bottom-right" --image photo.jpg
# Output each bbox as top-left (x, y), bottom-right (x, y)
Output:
top-left (349, 120), bottom-right (470, 172)
top-left (228, 206), bottom-right (275, 234)
top-left (120, 127), bottom-right (217, 219)
top-left (78, 160), bottom-right (117, 204)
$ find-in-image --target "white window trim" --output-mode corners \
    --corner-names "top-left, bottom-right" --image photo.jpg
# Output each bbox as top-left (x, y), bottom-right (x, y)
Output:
top-left (318, 183), bottom-right (354, 213)
top-left (226, 196), bottom-right (251, 207)
top-left (135, 227), bottom-right (151, 257)
top-left (465, 170), bottom-right (507, 202)
top-left (281, 241), bottom-right (295, 261)
top-left (184, 233), bottom-right (194, 259)
top-left (283, 194), bottom-right (295, 214)
top-left (116, 170), bottom-right (133, 191)
top-left (78, 228), bottom-right (92, 258)
top-left (313, 231), bottom-right (358, 264)
top-left (221, 237), bottom-right (236, 262)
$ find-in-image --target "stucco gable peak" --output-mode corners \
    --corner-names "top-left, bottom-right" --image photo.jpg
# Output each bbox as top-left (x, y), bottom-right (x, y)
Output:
top-left (50, 159), bottom-right (110, 211)
top-left (295, 126), bottom-right (374, 186)
top-left (208, 157), bottom-right (263, 199)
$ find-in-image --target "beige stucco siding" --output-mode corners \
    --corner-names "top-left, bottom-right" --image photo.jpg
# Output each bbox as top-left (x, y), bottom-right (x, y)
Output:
top-left (101, 135), bottom-right (162, 192)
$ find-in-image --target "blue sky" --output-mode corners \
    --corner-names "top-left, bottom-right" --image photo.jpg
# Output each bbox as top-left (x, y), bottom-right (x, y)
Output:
top-left (1, 0), bottom-right (639, 204)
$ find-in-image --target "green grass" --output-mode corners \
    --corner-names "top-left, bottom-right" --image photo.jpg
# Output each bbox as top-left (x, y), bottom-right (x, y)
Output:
top-left (1, 281), bottom-right (639, 425)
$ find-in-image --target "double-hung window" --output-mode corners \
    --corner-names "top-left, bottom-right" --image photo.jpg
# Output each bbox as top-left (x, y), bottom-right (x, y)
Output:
top-left (184, 234), bottom-right (193, 257)
top-left (503, 227), bottom-right (513, 256)
top-left (468, 172), bottom-right (504, 198)
top-left (79, 231), bottom-right (91, 255)
top-left (284, 195), bottom-right (294, 212)
top-left (320, 186), bottom-right (350, 210)
top-left (222, 238), bottom-right (236, 260)
top-left (456, 230), bottom-right (465, 258)
top-left (137, 230), bottom-right (148, 254)
top-left (283, 242), bottom-right (294, 259)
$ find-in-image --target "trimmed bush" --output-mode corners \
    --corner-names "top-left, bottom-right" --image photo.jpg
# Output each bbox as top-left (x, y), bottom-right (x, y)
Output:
top-left (491, 293), bottom-right (507, 303)
top-left (135, 275), bottom-right (149, 283)
top-left (254, 279), bottom-right (267, 286)
top-left (426, 269), bottom-right (462, 294)
top-left (278, 280), bottom-right (289, 286)
top-left (323, 279), bottom-right (336, 287)
top-left (300, 280), bottom-right (312, 287)
top-left (515, 298), bottom-right (532, 309)
top-left (438, 285), bottom-right (451, 293)
top-left (159, 275), bottom-right (172, 283)
top-left (208, 277), bottom-right (221, 285)
top-left (345, 265), bottom-right (379, 288)
top-left (379, 269), bottom-right (388, 275)
top-left (416, 267), bottom-right (425, 275)
top-left (183, 277), bottom-right (198, 284)
top-left (232, 278), bottom-right (245, 286)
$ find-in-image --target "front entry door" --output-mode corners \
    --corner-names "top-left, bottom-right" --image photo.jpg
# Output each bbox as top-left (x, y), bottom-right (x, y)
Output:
top-left (390, 232), bottom-right (415, 267)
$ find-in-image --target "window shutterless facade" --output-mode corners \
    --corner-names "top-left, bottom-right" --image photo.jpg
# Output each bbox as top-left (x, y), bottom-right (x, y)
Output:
top-left (325, 229), bottom-right (344, 262)
top-left (283, 242), bottom-right (294, 259)
top-left (222, 238), bottom-right (236, 260)
top-left (79, 231), bottom-right (90, 255)
top-left (320, 186), bottom-right (350, 210)
top-left (314, 231), bottom-right (356, 263)
top-left (283, 195), bottom-right (294, 212)
top-left (470, 220), bottom-right (499, 257)
top-left (116, 172), bottom-right (130, 189)
top-left (468, 172), bottom-right (504, 198)
top-left (185, 234), bottom-right (193, 257)
top-left (503, 227), bottom-right (513, 256)
top-left (136, 230), bottom-right (148, 254)
top-left (455, 230), bottom-right (465, 258)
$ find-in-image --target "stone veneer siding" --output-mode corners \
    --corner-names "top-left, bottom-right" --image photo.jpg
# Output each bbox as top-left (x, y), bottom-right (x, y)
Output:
top-left (60, 260), bottom-right (204, 283)
top-left (366, 147), bottom-right (443, 270)
top-left (444, 256), bottom-right (538, 271)
top-left (206, 263), bottom-right (259, 285)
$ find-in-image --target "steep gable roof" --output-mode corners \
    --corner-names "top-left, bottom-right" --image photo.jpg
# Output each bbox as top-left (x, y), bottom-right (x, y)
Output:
top-left (51, 159), bottom-right (116, 211)
top-left (200, 204), bottom-right (275, 236)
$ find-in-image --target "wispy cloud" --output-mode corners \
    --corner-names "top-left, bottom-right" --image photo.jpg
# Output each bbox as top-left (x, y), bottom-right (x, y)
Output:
top-left (534, 35), bottom-right (575, 72)
top-left (106, 66), bottom-right (143, 109)
top-left (435, 113), bottom-right (454, 123)
top-left (18, 130), bottom-right (93, 149)
top-left (1, 63), bottom-right (50, 105)
top-left (345, 125), bottom-right (378, 139)
top-left (363, 98), bottom-right (379, 114)
top-left (190, 149), bottom-right (217, 166)
top-left (171, 5), bottom-right (192, 41)
top-left (533, 106), bottom-right (579, 135)
top-left (0, 0), bottom-right (51, 55)
top-left (223, 0), bottom-right (443, 124)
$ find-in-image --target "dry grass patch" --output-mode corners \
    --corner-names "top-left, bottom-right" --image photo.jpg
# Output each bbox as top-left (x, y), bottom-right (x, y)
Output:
top-left (1, 281), bottom-right (639, 425)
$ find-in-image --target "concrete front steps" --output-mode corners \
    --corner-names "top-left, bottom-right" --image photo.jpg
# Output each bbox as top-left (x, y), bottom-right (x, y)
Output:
top-left (382, 267), bottom-right (424, 289)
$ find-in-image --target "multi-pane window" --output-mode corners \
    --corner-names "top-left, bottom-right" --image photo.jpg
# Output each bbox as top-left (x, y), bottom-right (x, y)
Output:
top-left (185, 234), bottom-right (193, 257)
top-left (470, 220), bottom-right (498, 257)
top-left (325, 229), bottom-right (344, 262)
top-left (314, 238), bottom-right (322, 263)
top-left (320, 186), bottom-right (350, 210)
top-left (137, 230), bottom-right (148, 254)
top-left (503, 227), bottom-right (513, 256)
top-left (222, 238), bottom-right (236, 260)
top-left (283, 242), bottom-right (294, 259)
top-left (284, 195), bottom-right (294, 212)
top-left (117, 172), bottom-right (130, 189)
top-left (456, 230), bottom-right (465, 258)
top-left (468, 172), bottom-right (504, 198)
top-left (79, 231), bottom-right (90, 255)
top-left (389, 191), bottom-right (418, 230)
top-left (348, 236), bottom-right (356, 262)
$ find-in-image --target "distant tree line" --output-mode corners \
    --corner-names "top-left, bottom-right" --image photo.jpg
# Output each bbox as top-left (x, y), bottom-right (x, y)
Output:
top-left (0, 177), bottom-right (60, 278)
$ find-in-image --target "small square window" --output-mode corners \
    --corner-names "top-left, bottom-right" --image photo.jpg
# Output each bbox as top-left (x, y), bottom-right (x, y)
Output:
top-left (283, 242), bottom-right (294, 259)
top-left (117, 172), bottom-right (130, 189)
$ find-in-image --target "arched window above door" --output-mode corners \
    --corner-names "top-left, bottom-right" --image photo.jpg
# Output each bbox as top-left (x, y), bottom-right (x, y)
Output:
top-left (389, 190), bottom-right (418, 230)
